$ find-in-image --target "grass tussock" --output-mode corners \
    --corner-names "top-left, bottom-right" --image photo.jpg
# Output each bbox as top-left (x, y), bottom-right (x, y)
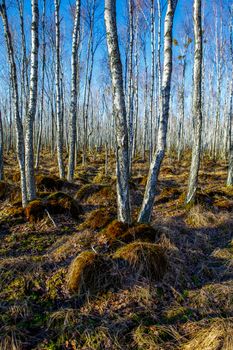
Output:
top-left (133, 324), bottom-right (180, 350)
top-left (83, 208), bottom-right (115, 230)
top-left (113, 241), bottom-right (168, 281)
top-left (181, 318), bottom-right (233, 350)
top-left (67, 251), bottom-right (116, 296)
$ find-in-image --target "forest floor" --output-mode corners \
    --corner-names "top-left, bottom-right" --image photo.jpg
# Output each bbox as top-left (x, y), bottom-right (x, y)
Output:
top-left (0, 151), bottom-right (232, 350)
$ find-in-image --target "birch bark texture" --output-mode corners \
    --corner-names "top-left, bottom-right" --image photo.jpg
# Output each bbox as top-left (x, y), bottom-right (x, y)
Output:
top-left (138, 0), bottom-right (178, 223)
top-left (25, 0), bottom-right (39, 201)
top-left (67, 0), bottom-right (81, 181)
top-left (104, 0), bottom-right (131, 223)
top-left (186, 0), bottom-right (203, 204)
top-left (54, 0), bottom-right (65, 178)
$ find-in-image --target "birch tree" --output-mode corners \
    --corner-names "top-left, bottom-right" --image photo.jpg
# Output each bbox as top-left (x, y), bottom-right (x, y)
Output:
top-left (67, 0), bottom-right (81, 181)
top-left (227, 4), bottom-right (233, 186)
top-left (0, 0), bottom-right (28, 207)
top-left (186, 0), bottom-right (203, 204)
top-left (105, 0), bottom-right (131, 223)
top-left (35, 0), bottom-right (46, 170)
top-left (25, 0), bottom-right (39, 201)
top-left (54, 0), bottom-right (65, 178)
top-left (138, 0), bottom-right (178, 223)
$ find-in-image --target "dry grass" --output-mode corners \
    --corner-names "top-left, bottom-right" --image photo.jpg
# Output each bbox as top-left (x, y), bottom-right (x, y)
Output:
top-left (181, 318), bottom-right (233, 350)
top-left (67, 251), bottom-right (116, 296)
top-left (113, 241), bottom-right (168, 281)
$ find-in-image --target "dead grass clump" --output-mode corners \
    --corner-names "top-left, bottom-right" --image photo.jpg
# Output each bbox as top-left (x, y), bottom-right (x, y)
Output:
top-left (185, 205), bottom-right (217, 228)
top-left (67, 251), bottom-right (115, 296)
top-left (113, 241), bottom-right (167, 281)
top-left (133, 324), bottom-right (180, 350)
top-left (181, 318), bottom-right (233, 350)
top-left (75, 184), bottom-right (103, 201)
top-left (188, 281), bottom-right (233, 316)
top-left (83, 208), bottom-right (115, 230)
top-left (88, 185), bottom-right (116, 206)
top-left (78, 327), bottom-right (120, 350)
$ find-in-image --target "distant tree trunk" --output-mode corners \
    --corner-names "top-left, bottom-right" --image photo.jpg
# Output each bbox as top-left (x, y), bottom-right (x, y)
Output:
top-left (0, 110), bottom-right (3, 180)
top-left (54, 0), bottom-right (65, 178)
top-left (138, 0), bottom-right (178, 223)
top-left (105, 0), bottom-right (131, 223)
top-left (177, 48), bottom-right (188, 162)
top-left (25, 0), bottom-right (39, 201)
top-left (186, 0), bottom-right (203, 204)
top-left (67, 0), bottom-right (81, 181)
top-left (0, 0), bottom-right (27, 207)
top-left (35, 0), bottom-right (46, 170)
top-left (227, 6), bottom-right (233, 186)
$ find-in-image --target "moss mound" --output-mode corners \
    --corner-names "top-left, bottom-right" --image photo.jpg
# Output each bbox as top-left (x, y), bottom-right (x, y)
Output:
top-left (102, 220), bottom-right (129, 244)
top-left (67, 251), bottom-right (115, 296)
top-left (181, 318), bottom-right (233, 350)
top-left (75, 184), bottom-right (103, 201)
top-left (113, 241), bottom-right (167, 281)
top-left (88, 185), bottom-right (116, 206)
top-left (46, 192), bottom-right (83, 218)
top-left (24, 199), bottom-right (45, 222)
top-left (36, 175), bottom-right (72, 192)
top-left (101, 221), bottom-right (160, 246)
top-left (83, 208), bottom-right (115, 230)
top-left (25, 192), bottom-right (83, 222)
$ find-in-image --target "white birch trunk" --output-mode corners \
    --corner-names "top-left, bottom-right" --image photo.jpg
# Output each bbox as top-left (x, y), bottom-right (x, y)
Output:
top-left (105, 0), bottom-right (131, 223)
top-left (186, 0), bottom-right (203, 204)
top-left (25, 0), bottom-right (39, 201)
top-left (138, 0), bottom-right (178, 223)
top-left (54, 0), bottom-right (65, 178)
top-left (67, 0), bottom-right (81, 181)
